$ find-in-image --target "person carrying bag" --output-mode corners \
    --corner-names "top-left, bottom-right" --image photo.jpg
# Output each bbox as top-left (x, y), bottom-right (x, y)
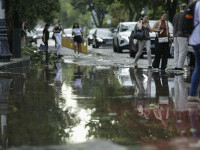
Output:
top-left (152, 11), bottom-right (171, 71)
top-left (133, 15), bottom-right (153, 68)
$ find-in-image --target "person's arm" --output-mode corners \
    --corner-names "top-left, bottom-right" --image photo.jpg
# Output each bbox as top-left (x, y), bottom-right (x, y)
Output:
top-left (53, 26), bottom-right (56, 33)
top-left (146, 22), bottom-right (152, 32)
top-left (152, 21), bottom-right (160, 32)
top-left (22, 22), bottom-right (25, 32)
top-left (61, 25), bottom-right (66, 35)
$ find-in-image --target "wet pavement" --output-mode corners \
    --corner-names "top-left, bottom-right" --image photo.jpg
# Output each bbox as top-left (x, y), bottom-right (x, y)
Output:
top-left (0, 43), bottom-right (199, 150)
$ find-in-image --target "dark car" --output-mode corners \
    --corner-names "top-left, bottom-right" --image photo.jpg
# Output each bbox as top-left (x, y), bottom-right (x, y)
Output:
top-left (129, 20), bottom-right (173, 58)
top-left (87, 28), bottom-right (96, 45)
top-left (92, 28), bottom-right (113, 48)
top-left (27, 31), bottom-right (38, 44)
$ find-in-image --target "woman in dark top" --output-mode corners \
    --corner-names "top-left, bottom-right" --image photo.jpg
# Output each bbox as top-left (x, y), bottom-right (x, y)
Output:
top-left (152, 11), bottom-right (171, 71)
top-left (43, 24), bottom-right (50, 64)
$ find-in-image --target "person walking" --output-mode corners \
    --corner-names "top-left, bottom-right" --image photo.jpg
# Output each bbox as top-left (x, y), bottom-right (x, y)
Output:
top-left (53, 20), bottom-right (66, 58)
top-left (188, 1), bottom-right (200, 102)
top-left (172, 4), bottom-right (188, 71)
top-left (133, 15), bottom-right (152, 68)
top-left (43, 24), bottom-right (50, 65)
top-left (152, 11), bottom-right (171, 71)
top-left (72, 23), bottom-right (83, 58)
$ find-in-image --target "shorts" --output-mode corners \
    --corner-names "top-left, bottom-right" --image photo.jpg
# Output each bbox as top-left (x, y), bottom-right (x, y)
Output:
top-left (74, 36), bottom-right (82, 43)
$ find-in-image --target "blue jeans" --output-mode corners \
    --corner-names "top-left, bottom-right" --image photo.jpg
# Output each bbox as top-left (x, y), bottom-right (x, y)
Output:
top-left (189, 44), bottom-right (200, 96)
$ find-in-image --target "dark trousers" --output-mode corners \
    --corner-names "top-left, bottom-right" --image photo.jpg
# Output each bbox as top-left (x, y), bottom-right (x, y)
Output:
top-left (44, 41), bottom-right (49, 64)
top-left (153, 38), bottom-right (169, 70)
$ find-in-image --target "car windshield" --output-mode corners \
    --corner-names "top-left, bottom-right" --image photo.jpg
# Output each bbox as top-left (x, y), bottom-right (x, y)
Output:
top-left (149, 21), bottom-right (173, 33)
top-left (120, 23), bottom-right (136, 32)
top-left (97, 29), bottom-right (113, 37)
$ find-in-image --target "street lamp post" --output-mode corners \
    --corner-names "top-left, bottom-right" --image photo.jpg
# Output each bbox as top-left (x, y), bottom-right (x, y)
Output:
top-left (0, 0), bottom-right (11, 62)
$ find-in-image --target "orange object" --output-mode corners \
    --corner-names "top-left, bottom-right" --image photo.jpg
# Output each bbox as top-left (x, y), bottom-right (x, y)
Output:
top-left (185, 14), bottom-right (194, 19)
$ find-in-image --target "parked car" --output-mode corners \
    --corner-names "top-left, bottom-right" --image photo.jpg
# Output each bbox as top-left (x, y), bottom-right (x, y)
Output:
top-left (26, 31), bottom-right (38, 44)
top-left (129, 20), bottom-right (173, 57)
top-left (113, 22), bottom-right (137, 53)
top-left (87, 28), bottom-right (96, 45)
top-left (92, 28), bottom-right (113, 48)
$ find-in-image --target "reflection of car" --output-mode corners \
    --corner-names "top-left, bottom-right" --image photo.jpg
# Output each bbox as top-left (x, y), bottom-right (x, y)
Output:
top-left (92, 28), bottom-right (113, 48)
top-left (36, 28), bottom-right (43, 39)
top-left (114, 67), bottom-right (135, 87)
top-left (113, 22), bottom-right (137, 53)
top-left (129, 20), bottom-right (173, 58)
top-left (87, 28), bottom-right (96, 45)
top-left (62, 28), bottom-right (73, 38)
top-left (26, 31), bottom-right (38, 44)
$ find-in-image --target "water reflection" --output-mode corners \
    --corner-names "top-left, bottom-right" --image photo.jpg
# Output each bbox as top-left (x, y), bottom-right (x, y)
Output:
top-left (1, 64), bottom-right (200, 149)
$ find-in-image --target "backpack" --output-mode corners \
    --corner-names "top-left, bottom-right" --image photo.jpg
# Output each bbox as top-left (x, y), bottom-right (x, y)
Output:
top-left (181, 1), bottom-right (199, 35)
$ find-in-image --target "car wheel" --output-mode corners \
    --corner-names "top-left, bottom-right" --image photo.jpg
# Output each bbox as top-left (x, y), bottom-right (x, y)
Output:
top-left (187, 52), bottom-right (195, 66)
top-left (117, 40), bottom-right (122, 53)
top-left (129, 38), bottom-right (137, 57)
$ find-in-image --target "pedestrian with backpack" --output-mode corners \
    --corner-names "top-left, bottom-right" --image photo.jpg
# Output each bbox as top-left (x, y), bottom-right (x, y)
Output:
top-left (172, 4), bottom-right (188, 71)
top-left (152, 11), bottom-right (171, 71)
top-left (187, 1), bottom-right (200, 102)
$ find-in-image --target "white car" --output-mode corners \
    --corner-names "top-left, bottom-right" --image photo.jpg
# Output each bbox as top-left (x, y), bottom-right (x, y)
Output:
top-left (113, 22), bottom-right (137, 53)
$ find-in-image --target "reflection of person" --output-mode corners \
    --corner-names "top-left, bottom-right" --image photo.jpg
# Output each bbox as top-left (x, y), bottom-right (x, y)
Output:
top-left (152, 72), bottom-right (170, 128)
top-left (53, 20), bottom-right (66, 58)
top-left (188, 1), bottom-right (200, 102)
top-left (54, 62), bottom-right (62, 86)
top-left (134, 15), bottom-right (152, 68)
top-left (72, 66), bottom-right (83, 89)
top-left (172, 4), bottom-right (188, 71)
top-left (21, 19), bottom-right (28, 48)
top-left (72, 23), bottom-right (83, 58)
top-left (43, 24), bottom-right (50, 64)
top-left (152, 11), bottom-right (171, 71)
top-left (174, 75), bottom-right (190, 136)
top-left (189, 108), bottom-right (200, 138)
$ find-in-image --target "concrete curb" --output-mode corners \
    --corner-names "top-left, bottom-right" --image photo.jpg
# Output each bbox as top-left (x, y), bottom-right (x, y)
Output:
top-left (0, 56), bottom-right (30, 70)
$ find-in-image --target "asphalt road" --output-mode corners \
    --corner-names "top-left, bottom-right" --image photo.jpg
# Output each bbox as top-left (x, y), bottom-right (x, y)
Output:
top-left (35, 39), bottom-right (189, 70)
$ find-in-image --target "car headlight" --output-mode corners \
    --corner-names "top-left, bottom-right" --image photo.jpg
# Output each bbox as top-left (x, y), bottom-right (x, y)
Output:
top-left (121, 36), bottom-right (129, 42)
top-left (96, 38), bottom-right (103, 42)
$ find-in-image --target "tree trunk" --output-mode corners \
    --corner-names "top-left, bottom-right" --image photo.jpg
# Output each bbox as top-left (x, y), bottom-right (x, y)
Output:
top-left (90, 10), bottom-right (99, 28)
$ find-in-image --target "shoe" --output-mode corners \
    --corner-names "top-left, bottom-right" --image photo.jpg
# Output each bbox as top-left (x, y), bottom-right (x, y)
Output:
top-left (188, 96), bottom-right (200, 102)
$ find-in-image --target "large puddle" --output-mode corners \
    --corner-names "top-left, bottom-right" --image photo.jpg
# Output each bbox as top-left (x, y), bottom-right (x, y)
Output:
top-left (0, 63), bottom-right (200, 149)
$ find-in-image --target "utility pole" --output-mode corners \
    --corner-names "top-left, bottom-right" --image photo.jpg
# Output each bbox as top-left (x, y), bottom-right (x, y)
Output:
top-left (0, 0), bottom-right (11, 62)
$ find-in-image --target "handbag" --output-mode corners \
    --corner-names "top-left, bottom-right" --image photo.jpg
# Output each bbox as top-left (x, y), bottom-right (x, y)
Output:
top-left (133, 25), bottom-right (145, 40)
top-left (158, 37), bottom-right (168, 43)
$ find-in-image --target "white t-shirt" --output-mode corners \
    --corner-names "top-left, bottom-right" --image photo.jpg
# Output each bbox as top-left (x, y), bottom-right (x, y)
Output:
top-left (72, 28), bottom-right (82, 36)
top-left (189, 1), bottom-right (200, 46)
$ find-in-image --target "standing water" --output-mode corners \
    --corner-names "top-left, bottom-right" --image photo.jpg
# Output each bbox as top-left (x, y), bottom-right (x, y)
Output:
top-left (0, 63), bottom-right (200, 150)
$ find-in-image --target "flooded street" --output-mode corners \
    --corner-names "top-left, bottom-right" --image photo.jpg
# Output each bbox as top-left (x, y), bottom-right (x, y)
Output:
top-left (0, 45), bottom-right (200, 150)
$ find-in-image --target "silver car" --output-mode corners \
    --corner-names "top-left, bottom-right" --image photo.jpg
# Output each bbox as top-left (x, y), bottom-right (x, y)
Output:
top-left (113, 22), bottom-right (137, 53)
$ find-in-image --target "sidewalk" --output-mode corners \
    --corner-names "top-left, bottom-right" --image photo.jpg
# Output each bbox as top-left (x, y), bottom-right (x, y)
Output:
top-left (0, 56), bottom-right (30, 70)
